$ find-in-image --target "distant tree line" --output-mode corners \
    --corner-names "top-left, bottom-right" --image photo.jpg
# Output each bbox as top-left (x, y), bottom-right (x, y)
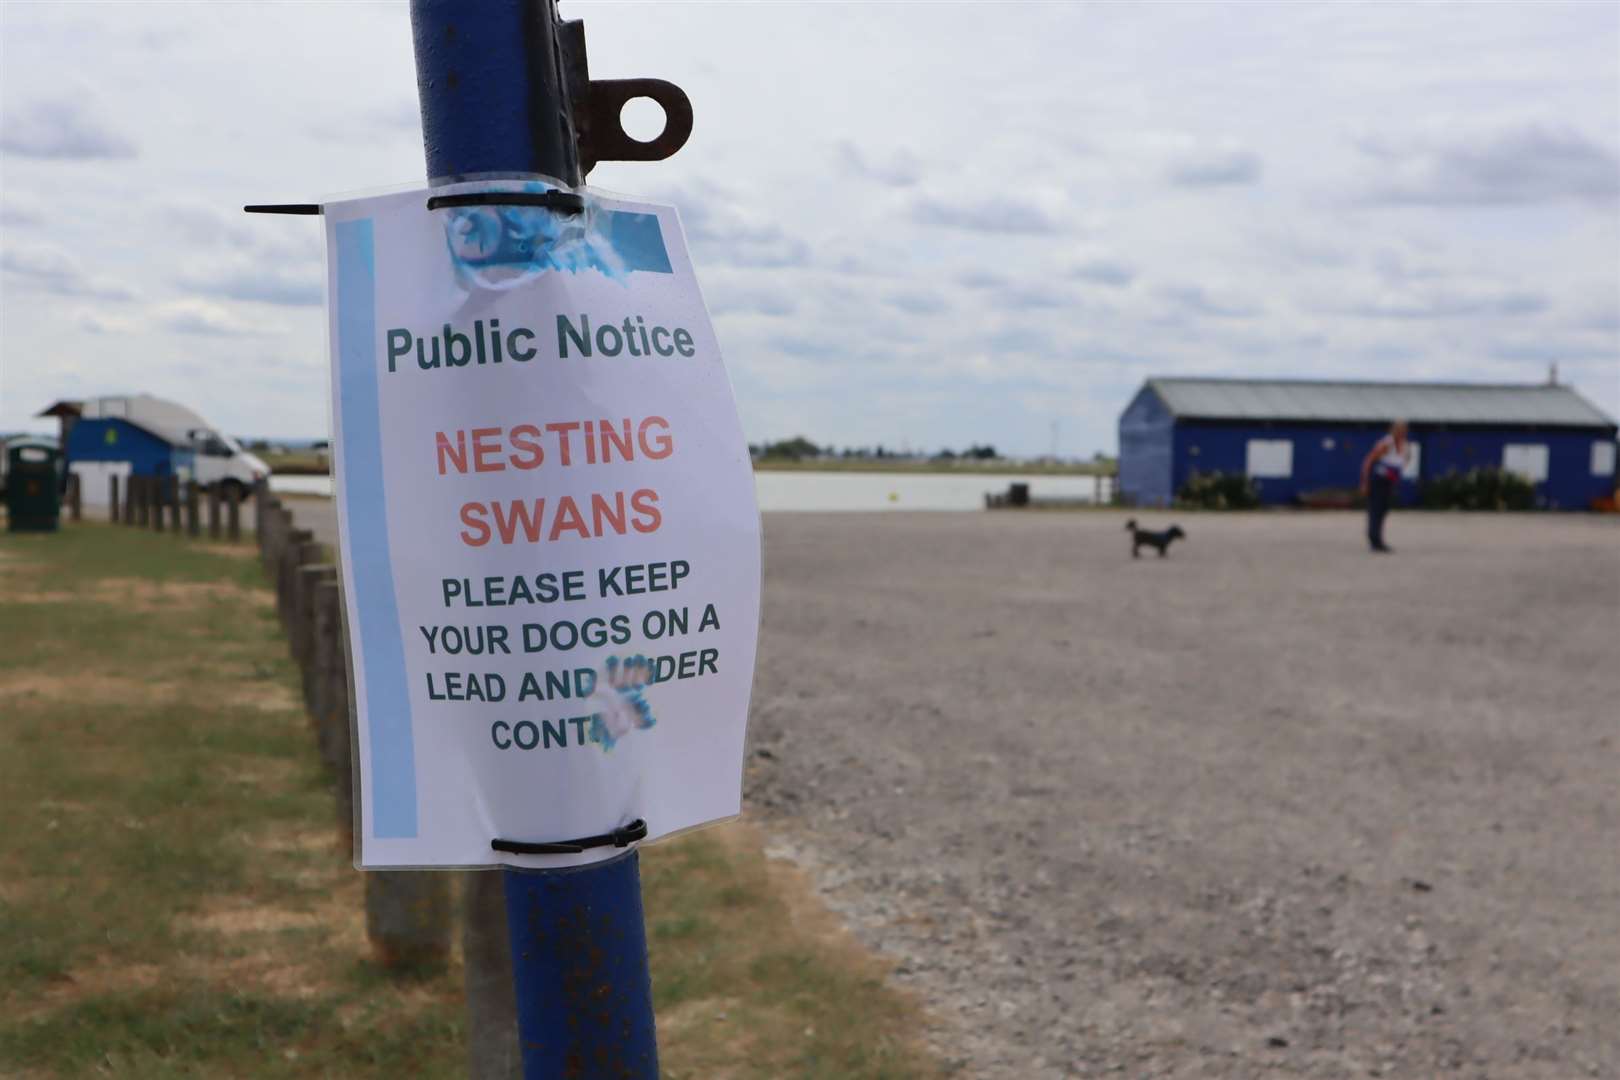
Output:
top-left (748, 437), bottom-right (1001, 462)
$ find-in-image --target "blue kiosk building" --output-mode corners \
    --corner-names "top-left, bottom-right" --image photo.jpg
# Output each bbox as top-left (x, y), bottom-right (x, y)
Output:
top-left (1119, 377), bottom-right (1618, 509)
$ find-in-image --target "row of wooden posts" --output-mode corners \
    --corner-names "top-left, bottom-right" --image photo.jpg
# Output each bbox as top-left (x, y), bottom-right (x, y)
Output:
top-left (104, 473), bottom-right (243, 541)
top-left (252, 484), bottom-right (456, 973)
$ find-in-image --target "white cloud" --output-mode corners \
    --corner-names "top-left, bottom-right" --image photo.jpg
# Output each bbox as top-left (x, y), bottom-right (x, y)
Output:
top-left (0, 96), bottom-right (136, 160)
top-left (1159, 283), bottom-right (1262, 320)
top-left (837, 141), bottom-right (922, 187)
top-left (0, 3), bottom-right (1616, 450)
top-left (152, 299), bottom-right (272, 337)
top-left (1068, 256), bottom-right (1136, 287)
top-left (0, 193), bottom-right (45, 226)
top-left (707, 284), bottom-right (798, 318)
top-left (886, 288), bottom-right (949, 315)
top-left (1, 244), bottom-right (138, 300)
top-left (910, 192), bottom-right (1057, 235)
top-left (1334, 285), bottom-right (1549, 321)
top-left (1166, 146), bottom-right (1262, 187)
top-left (1358, 121), bottom-right (1620, 206)
top-left (956, 269), bottom-right (1009, 291)
top-left (181, 265), bottom-right (324, 307)
top-left (661, 181), bottom-right (813, 269)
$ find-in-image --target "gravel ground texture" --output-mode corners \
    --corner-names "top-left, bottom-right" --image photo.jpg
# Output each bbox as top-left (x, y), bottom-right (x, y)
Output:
top-left (742, 510), bottom-right (1619, 1079)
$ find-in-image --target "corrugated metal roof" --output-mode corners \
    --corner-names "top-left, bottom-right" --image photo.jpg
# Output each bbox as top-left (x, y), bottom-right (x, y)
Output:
top-left (1146, 378), bottom-right (1616, 428)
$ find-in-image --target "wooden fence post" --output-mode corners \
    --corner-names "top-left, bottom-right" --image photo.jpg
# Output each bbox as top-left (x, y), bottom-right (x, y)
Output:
top-left (319, 579), bottom-right (357, 854)
top-left (463, 871), bottom-right (523, 1077)
top-left (276, 529), bottom-right (313, 626)
top-left (291, 541), bottom-right (323, 628)
top-left (367, 872), bottom-right (453, 975)
top-left (258, 499), bottom-right (273, 562)
top-left (274, 502), bottom-right (290, 558)
top-left (138, 477), bottom-right (151, 528)
top-left (155, 476), bottom-right (166, 529)
top-left (109, 474), bottom-right (121, 524)
top-left (289, 552), bottom-right (315, 660)
top-left (186, 482), bottom-right (201, 537)
top-left (208, 485), bottom-right (221, 540)
top-left (67, 474), bottom-right (81, 521)
top-left (227, 485), bottom-right (242, 543)
top-left (313, 579), bottom-right (345, 772)
top-left (168, 476), bottom-right (183, 533)
top-left (304, 562), bottom-right (452, 975)
top-left (267, 516), bottom-right (290, 598)
top-left (296, 564), bottom-right (337, 703)
top-left (263, 503), bottom-right (283, 570)
top-left (260, 502), bottom-right (280, 572)
top-left (254, 478), bottom-right (269, 548)
top-left (280, 538), bottom-right (322, 635)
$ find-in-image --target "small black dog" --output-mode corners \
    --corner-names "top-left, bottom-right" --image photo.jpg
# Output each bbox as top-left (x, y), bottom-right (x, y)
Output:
top-left (1125, 518), bottom-right (1186, 558)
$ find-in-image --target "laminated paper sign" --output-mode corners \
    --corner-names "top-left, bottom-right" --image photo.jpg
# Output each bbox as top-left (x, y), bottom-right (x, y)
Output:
top-left (322, 182), bottom-right (761, 868)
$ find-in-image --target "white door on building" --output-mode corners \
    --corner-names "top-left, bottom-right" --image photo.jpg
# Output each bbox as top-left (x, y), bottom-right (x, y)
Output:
top-left (69, 461), bottom-right (131, 509)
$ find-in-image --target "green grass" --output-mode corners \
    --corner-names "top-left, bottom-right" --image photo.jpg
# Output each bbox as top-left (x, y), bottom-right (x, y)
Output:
top-left (0, 523), bottom-right (941, 1079)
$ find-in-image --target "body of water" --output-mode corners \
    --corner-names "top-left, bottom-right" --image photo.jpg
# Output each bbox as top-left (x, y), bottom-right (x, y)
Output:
top-left (270, 470), bottom-right (1113, 511)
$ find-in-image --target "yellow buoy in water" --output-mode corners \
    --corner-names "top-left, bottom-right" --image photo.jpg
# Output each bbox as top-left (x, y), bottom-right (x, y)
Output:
top-left (888, 492), bottom-right (899, 503)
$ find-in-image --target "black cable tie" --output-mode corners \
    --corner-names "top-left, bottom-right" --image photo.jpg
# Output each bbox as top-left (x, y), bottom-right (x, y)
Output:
top-left (491, 817), bottom-right (648, 856)
top-left (243, 203), bottom-right (322, 215)
top-left (426, 191), bottom-right (586, 215)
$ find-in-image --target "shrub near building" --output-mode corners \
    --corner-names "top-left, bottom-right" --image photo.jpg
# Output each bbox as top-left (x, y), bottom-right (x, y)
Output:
top-left (1176, 470), bottom-right (1260, 510)
top-left (1420, 467), bottom-right (1536, 511)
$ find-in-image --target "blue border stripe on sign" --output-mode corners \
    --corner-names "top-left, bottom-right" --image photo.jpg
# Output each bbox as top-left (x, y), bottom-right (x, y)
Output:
top-left (602, 211), bottom-right (672, 274)
top-left (336, 219), bottom-right (418, 840)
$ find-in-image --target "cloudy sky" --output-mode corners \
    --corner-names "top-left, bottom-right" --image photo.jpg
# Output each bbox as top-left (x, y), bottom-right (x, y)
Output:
top-left (2, 2), bottom-right (1616, 457)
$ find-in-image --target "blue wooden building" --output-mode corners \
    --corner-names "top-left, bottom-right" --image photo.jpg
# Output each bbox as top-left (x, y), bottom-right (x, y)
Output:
top-left (66, 417), bottom-right (182, 477)
top-left (1119, 378), bottom-right (1618, 509)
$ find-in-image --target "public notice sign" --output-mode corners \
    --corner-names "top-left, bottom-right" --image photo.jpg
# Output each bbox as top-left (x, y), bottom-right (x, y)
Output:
top-left (321, 182), bottom-right (761, 868)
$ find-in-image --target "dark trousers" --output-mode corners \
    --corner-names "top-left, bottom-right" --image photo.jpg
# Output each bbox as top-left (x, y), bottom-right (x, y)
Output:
top-left (1367, 474), bottom-right (1393, 549)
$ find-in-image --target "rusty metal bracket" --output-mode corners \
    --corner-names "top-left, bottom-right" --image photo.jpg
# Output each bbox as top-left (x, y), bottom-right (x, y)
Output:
top-left (557, 17), bottom-right (692, 176)
top-left (578, 78), bottom-right (693, 174)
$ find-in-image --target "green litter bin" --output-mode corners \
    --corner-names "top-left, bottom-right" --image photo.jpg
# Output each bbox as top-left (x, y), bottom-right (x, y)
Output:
top-left (6, 442), bottom-right (63, 532)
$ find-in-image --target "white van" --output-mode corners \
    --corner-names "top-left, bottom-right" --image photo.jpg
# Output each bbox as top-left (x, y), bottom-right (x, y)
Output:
top-left (181, 427), bottom-right (273, 498)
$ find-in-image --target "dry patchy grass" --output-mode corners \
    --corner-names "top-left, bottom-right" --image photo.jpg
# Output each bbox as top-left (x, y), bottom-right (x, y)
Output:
top-left (1, 522), bottom-right (943, 1078)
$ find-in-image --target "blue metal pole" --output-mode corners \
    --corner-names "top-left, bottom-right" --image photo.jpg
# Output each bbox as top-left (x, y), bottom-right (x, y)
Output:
top-left (407, 2), bottom-right (658, 1076)
top-left (503, 853), bottom-right (657, 1076)
top-left (410, 0), bottom-right (580, 184)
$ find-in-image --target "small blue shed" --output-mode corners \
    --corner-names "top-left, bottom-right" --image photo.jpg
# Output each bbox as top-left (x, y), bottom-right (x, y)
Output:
top-left (1119, 377), bottom-right (1619, 510)
top-left (66, 417), bottom-right (181, 476)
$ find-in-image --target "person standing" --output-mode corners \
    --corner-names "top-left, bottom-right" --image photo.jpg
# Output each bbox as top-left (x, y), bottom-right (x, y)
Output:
top-left (1359, 419), bottom-right (1409, 553)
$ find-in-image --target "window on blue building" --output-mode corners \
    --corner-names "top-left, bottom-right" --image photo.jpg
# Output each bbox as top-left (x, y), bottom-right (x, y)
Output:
top-left (1503, 443), bottom-right (1549, 483)
top-left (1245, 439), bottom-right (1293, 478)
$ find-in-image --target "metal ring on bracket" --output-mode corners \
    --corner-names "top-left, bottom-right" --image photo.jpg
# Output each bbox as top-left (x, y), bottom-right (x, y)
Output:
top-left (580, 78), bottom-right (694, 173)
